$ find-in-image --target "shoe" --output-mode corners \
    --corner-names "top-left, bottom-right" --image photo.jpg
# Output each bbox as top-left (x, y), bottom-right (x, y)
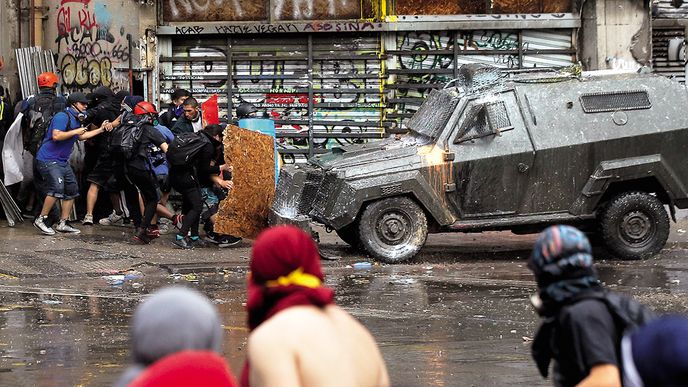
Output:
top-left (158, 223), bottom-right (171, 235)
top-left (82, 214), bottom-right (94, 225)
top-left (204, 231), bottom-right (220, 245)
top-left (172, 214), bottom-right (184, 229)
top-left (55, 220), bottom-right (81, 234)
top-left (146, 225), bottom-right (160, 239)
top-left (33, 216), bottom-right (55, 235)
top-left (172, 236), bottom-right (193, 249)
top-left (189, 237), bottom-right (210, 248)
top-left (133, 231), bottom-right (152, 244)
top-left (99, 211), bottom-right (124, 226)
top-left (218, 235), bottom-right (242, 248)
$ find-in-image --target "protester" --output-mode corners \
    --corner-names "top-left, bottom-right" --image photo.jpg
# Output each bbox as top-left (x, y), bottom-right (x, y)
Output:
top-left (113, 287), bottom-right (226, 387)
top-left (146, 120), bottom-right (175, 238)
top-left (81, 86), bottom-right (125, 225)
top-left (128, 350), bottom-right (238, 387)
top-left (158, 89), bottom-right (190, 130)
top-left (621, 315), bottom-right (688, 387)
top-left (171, 97), bottom-right (202, 134)
top-left (168, 124), bottom-right (231, 249)
top-left (528, 225), bottom-right (654, 387)
top-left (242, 225), bottom-right (390, 387)
top-left (32, 92), bottom-right (109, 235)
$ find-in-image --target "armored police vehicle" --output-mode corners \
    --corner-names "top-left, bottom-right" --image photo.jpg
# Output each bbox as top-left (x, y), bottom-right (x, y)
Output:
top-left (270, 65), bottom-right (688, 263)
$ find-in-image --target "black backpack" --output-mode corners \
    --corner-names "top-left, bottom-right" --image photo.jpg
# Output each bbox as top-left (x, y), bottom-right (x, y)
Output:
top-left (166, 132), bottom-right (210, 166)
top-left (23, 94), bottom-right (65, 155)
top-left (109, 114), bottom-right (146, 160)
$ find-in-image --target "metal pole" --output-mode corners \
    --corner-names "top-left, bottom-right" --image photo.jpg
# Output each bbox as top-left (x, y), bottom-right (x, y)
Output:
top-left (127, 34), bottom-right (134, 92)
top-left (307, 34), bottom-right (314, 158)
top-left (226, 37), bottom-right (233, 122)
top-left (453, 31), bottom-right (459, 80)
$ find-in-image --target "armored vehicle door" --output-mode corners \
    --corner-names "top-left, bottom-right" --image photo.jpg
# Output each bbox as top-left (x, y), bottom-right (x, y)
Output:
top-left (448, 90), bottom-right (534, 218)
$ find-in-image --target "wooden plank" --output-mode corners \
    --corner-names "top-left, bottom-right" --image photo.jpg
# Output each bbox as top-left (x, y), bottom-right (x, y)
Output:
top-left (215, 125), bottom-right (275, 239)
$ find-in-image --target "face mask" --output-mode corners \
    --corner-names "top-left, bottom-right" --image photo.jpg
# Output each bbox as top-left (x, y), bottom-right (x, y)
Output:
top-left (152, 119), bottom-right (159, 126)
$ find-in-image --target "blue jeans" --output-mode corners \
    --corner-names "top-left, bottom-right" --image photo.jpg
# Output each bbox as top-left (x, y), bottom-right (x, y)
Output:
top-left (35, 160), bottom-right (79, 199)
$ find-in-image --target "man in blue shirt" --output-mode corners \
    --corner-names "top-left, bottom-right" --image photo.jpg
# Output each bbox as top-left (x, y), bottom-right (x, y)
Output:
top-left (33, 92), bottom-right (109, 235)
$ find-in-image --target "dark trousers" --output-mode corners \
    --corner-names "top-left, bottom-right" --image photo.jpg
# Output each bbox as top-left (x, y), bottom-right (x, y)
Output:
top-left (127, 166), bottom-right (160, 232)
top-left (113, 160), bottom-right (146, 229)
top-left (170, 167), bottom-right (202, 237)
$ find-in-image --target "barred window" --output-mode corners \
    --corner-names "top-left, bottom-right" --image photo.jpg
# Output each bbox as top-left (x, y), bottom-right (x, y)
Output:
top-left (455, 100), bottom-right (513, 143)
top-left (579, 90), bottom-right (651, 113)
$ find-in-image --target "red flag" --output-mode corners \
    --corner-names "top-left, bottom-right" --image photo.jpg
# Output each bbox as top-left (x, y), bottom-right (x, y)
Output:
top-left (202, 94), bottom-right (219, 125)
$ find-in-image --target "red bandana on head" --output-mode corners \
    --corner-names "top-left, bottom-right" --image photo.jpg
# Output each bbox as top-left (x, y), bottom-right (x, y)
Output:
top-left (242, 226), bottom-right (335, 387)
top-left (246, 225), bottom-right (335, 331)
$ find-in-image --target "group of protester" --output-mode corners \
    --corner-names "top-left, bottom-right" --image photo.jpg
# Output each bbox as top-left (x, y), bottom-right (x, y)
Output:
top-left (114, 224), bottom-right (687, 387)
top-left (3, 72), bottom-right (258, 248)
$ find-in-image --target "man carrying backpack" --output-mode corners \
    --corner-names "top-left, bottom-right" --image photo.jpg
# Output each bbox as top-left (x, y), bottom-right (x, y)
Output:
top-left (20, 72), bottom-right (66, 157)
top-left (109, 101), bottom-right (169, 244)
top-left (167, 124), bottom-right (231, 249)
top-left (528, 225), bottom-right (654, 387)
top-left (33, 92), bottom-right (109, 235)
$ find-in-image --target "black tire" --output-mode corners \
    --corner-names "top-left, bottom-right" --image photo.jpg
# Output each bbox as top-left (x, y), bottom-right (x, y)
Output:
top-left (600, 192), bottom-right (670, 260)
top-left (336, 221), bottom-right (361, 248)
top-left (359, 197), bottom-right (428, 263)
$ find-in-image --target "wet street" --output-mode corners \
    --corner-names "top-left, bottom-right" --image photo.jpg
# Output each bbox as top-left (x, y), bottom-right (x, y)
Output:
top-left (0, 220), bottom-right (687, 386)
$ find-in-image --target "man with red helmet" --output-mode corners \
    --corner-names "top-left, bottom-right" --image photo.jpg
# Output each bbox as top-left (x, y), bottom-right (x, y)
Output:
top-left (110, 100), bottom-right (169, 244)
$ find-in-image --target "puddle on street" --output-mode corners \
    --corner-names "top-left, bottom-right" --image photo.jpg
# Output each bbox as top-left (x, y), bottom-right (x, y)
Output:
top-left (0, 252), bottom-right (685, 386)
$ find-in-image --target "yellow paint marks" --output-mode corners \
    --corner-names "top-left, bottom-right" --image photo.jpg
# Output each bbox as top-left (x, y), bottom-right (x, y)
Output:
top-left (223, 325), bottom-right (249, 332)
top-left (0, 274), bottom-right (18, 280)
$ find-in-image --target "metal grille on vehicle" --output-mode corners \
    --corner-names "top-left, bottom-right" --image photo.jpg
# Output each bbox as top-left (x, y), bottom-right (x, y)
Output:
top-left (299, 167), bottom-right (325, 214)
top-left (486, 101), bottom-right (512, 131)
top-left (310, 172), bottom-right (338, 216)
top-left (579, 90), bottom-right (652, 113)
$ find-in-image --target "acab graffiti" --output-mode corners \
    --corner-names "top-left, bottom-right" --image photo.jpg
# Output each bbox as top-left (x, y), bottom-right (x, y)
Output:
top-left (54, 0), bottom-right (129, 92)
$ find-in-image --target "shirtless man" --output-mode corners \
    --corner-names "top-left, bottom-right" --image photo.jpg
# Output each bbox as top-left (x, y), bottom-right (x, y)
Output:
top-left (242, 225), bottom-right (389, 387)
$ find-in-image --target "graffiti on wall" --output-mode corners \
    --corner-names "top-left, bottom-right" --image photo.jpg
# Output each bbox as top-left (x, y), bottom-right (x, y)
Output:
top-left (394, 0), bottom-right (572, 15)
top-left (163, 0), bottom-right (265, 22)
top-left (163, 37), bottom-right (382, 163)
top-left (54, 0), bottom-right (130, 93)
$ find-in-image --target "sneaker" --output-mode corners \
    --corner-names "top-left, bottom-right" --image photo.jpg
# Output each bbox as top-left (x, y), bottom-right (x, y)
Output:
top-left (132, 231), bottom-right (152, 244)
top-left (204, 231), bottom-right (220, 245)
top-left (172, 214), bottom-right (184, 229)
top-left (82, 214), bottom-right (94, 225)
top-left (33, 216), bottom-right (55, 235)
top-left (172, 235), bottom-right (193, 249)
top-left (55, 220), bottom-right (81, 234)
top-left (158, 223), bottom-right (171, 235)
top-left (189, 237), bottom-right (210, 248)
top-left (217, 235), bottom-right (242, 248)
top-left (99, 211), bottom-right (124, 226)
top-left (146, 225), bottom-right (160, 239)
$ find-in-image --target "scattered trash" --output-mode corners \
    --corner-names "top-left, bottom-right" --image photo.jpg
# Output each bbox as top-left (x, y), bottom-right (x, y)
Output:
top-left (183, 274), bottom-right (199, 283)
top-left (352, 262), bottom-right (372, 269)
top-left (389, 277), bottom-right (417, 285)
top-left (510, 330), bottom-right (517, 334)
top-left (102, 275), bottom-right (125, 286)
top-left (670, 279), bottom-right (681, 285)
top-left (131, 283), bottom-right (143, 289)
top-left (473, 315), bottom-right (486, 318)
top-left (522, 336), bottom-right (533, 342)
top-left (41, 300), bottom-right (62, 305)
top-left (677, 229), bottom-right (686, 234)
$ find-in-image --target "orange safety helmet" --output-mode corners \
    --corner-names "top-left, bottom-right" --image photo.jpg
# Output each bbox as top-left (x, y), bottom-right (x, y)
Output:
top-left (37, 72), bottom-right (59, 88)
top-left (133, 101), bottom-right (158, 115)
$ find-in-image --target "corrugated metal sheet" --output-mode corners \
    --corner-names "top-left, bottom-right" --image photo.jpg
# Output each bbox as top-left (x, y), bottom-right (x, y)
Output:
top-left (653, 0), bottom-right (688, 18)
top-left (652, 28), bottom-right (686, 83)
top-left (163, 29), bottom-right (575, 160)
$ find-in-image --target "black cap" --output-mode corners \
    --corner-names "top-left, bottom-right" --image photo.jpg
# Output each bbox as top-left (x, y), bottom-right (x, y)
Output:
top-left (67, 92), bottom-right (90, 105)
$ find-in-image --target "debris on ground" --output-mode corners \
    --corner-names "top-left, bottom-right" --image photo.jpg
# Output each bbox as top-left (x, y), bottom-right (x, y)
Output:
top-left (352, 262), bottom-right (372, 269)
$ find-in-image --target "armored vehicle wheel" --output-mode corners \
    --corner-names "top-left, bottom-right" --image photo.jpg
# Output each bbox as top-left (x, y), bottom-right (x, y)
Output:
top-left (359, 197), bottom-right (428, 263)
top-left (336, 221), bottom-right (361, 248)
top-left (600, 192), bottom-right (670, 260)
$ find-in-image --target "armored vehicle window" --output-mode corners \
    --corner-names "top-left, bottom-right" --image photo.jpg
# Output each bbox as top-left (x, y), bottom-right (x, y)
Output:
top-left (579, 90), bottom-right (651, 113)
top-left (406, 89), bottom-right (460, 140)
top-left (454, 100), bottom-right (513, 143)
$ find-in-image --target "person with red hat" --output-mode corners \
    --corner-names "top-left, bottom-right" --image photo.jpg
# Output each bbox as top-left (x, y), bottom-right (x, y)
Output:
top-left (129, 350), bottom-right (238, 387)
top-left (242, 225), bottom-right (390, 387)
top-left (109, 100), bottom-right (169, 244)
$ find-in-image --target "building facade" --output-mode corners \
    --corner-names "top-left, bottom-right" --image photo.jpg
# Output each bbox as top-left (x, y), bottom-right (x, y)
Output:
top-left (0, 0), bottom-right (684, 161)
